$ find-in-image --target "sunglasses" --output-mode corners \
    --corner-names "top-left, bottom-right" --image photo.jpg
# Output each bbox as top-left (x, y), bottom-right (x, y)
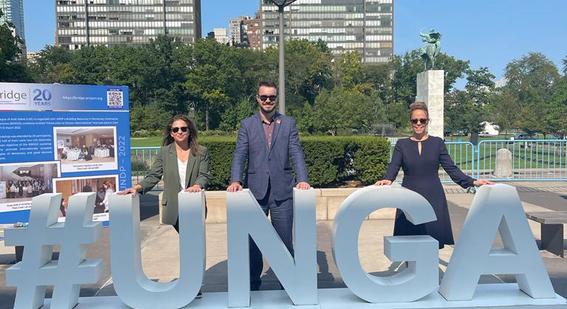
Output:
top-left (171, 126), bottom-right (188, 133)
top-left (411, 118), bottom-right (429, 125)
top-left (258, 95), bottom-right (277, 102)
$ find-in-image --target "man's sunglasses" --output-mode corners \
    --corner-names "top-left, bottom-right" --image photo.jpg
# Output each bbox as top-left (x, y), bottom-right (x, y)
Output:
top-left (410, 118), bottom-right (429, 125)
top-left (258, 95), bottom-right (277, 102)
top-left (171, 126), bottom-right (188, 133)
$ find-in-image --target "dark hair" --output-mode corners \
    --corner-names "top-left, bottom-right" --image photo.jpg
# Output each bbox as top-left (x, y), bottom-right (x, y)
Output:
top-left (162, 114), bottom-right (200, 156)
top-left (409, 101), bottom-right (429, 119)
top-left (257, 80), bottom-right (278, 94)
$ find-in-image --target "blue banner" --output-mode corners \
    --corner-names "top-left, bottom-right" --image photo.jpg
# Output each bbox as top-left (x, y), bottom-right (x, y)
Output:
top-left (0, 83), bottom-right (131, 224)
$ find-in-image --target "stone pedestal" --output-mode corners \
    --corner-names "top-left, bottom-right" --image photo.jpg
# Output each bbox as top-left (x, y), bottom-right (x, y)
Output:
top-left (416, 70), bottom-right (444, 139)
top-left (494, 148), bottom-right (513, 178)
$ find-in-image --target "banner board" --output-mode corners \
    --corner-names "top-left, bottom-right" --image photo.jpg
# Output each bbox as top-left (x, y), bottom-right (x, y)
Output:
top-left (0, 82), bottom-right (131, 223)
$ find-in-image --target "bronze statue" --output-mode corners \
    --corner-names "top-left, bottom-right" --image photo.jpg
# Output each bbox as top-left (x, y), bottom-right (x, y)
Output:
top-left (419, 30), bottom-right (442, 70)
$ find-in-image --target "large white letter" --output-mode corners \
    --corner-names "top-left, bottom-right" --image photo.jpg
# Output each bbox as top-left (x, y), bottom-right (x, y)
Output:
top-left (332, 186), bottom-right (439, 302)
top-left (439, 184), bottom-right (555, 300)
top-left (227, 189), bottom-right (317, 307)
top-left (5, 193), bottom-right (102, 309)
top-left (109, 191), bottom-right (206, 309)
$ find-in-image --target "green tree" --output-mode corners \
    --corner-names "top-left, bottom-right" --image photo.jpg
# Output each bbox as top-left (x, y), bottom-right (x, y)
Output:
top-left (0, 9), bottom-right (29, 82)
top-left (266, 39), bottom-right (333, 110)
top-left (361, 62), bottom-right (395, 104)
top-left (392, 50), bottom-right (470, 105)
top-left (294, 102), bottom-right (316, 134)
top-left (186, 39), bottom-right (240, 130)
top-left (445, 90), bottom-right (485, 135)
top-left (487, 90), bottom-right (519, 136)
top-left (544, 79), bottom-right (567, 137)
top-left (504, 53), bottom-right (562, 135)
top-left (218, 98), bottom-right (256, 131)
top-left (130, 104), bottom-right (172, 132)
top-left (28, 46), bottom-right (74, 83)
top-left (313, 88), bottom-right (384, 135)
top-left (333, 51), bottom-right (363, 89)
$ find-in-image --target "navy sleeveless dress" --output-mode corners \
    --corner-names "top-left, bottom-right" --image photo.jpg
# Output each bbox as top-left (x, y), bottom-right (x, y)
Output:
top-left (384, 136), bottom-right (475, 248)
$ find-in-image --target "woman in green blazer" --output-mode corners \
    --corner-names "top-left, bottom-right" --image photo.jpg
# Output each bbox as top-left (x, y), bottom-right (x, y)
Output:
top-left (121, 114), bottom-right (211, 232)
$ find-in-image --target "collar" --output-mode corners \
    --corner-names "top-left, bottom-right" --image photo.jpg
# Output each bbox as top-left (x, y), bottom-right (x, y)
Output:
top-left (259, 112), bottom-right (281, 124)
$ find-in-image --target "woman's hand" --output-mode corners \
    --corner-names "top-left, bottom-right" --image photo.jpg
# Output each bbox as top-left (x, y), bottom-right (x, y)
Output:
top-left (118, 187), bottom-right (139, 197)
top-left (185, 184), bottom-right (202, 193)
top-left (473, 179), bottom-right (494, 186)
top-left (374, 179), bottom-right (392, 186)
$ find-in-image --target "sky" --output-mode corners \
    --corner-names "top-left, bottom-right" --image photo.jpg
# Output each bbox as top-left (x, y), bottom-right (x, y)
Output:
top-left (23, 0), bottom-right (567, 82)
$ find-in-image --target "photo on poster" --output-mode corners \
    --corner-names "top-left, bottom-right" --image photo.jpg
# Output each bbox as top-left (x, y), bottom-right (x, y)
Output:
top-left (53, 175), bottom-right (118, 222)
top-left (0, 161), bottom-right (60, 212)
top-left (53, 126), bottom-right (118, 173)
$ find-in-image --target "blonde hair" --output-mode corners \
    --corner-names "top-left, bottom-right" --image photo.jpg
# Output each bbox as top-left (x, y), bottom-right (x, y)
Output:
top-left (409, 101), bottom-right (429, 119)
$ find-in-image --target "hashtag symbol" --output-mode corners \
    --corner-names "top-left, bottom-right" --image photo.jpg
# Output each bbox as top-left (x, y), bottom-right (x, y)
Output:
top-left (5, 193), bottom-right (103, 309)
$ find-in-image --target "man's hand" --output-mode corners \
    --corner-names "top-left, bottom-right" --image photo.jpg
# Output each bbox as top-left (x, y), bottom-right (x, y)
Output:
top-left (227, 181), bottom-right (243, 192)
top-left (185, 184), bottom-right (202, 192)
top-left (374, 179), bottom-right (392, 186)
top-left (296, 182), bottom-right (311, 190)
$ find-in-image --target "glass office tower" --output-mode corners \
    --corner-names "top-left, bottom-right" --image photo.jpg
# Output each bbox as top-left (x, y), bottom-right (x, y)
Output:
top-left (0, 0), bottom-right (25, 41)
top-left (261, 0), bottom-right (393, 63)
top-left (56, 0), bottom-right (201, 50)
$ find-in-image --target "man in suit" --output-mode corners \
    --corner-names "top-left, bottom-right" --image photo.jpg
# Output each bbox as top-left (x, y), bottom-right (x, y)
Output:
top-left (227, 80), bottom-right (310, 290)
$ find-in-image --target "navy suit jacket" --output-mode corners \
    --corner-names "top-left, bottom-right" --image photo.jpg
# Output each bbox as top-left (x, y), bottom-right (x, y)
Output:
top-left (231, 112), bottom-right (308, 201)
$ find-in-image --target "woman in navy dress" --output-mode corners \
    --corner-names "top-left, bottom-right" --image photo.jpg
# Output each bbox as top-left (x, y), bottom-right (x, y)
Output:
top-left (375, 102), bottom-right (492, 248)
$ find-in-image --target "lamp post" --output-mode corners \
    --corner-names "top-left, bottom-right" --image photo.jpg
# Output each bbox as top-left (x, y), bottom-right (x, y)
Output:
top-left (269, 0), bottom-right (297, 115)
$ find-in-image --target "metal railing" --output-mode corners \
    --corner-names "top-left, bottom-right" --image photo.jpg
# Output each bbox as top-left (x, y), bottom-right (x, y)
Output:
top-left (441, 141), bottom-right (476, 183)
top-left (131, 146), bottom-right (160, 185)
top-left (130, 139), bottom-right (567, 185)
top-left (476, 139), bottom-right (567, 181)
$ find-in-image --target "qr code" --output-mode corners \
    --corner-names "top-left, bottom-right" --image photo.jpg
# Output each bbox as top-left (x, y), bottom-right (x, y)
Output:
top-left (107, 89), bottom-right (124, 108)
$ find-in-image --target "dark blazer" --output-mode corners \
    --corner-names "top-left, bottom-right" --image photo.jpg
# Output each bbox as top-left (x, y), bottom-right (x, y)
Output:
top-left (138, 143), bottom-right (211, 225)
top-left (231, 112), bottom-right (308, 201)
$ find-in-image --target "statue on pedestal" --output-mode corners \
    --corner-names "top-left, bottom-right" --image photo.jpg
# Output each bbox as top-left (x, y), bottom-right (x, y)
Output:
top-left (419, 30), bottom-right (442, 70)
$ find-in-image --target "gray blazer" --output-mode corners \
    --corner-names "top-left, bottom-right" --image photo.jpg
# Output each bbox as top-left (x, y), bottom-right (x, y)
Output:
top-left (230, 112), bottom-right (308, 201)
top-left (138, 143), bottom-right (210, 225)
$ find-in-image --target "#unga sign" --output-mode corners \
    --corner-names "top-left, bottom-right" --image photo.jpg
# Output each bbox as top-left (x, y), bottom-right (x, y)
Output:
top-left (4, 184), bottom-right (566, 308)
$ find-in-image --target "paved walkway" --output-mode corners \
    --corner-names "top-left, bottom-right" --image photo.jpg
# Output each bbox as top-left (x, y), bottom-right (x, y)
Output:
top-left (1, 182), bottom-right (567, 308)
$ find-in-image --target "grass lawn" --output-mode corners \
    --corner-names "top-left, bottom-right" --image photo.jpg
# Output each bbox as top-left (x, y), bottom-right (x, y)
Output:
top-left (131, 136), bottom-right (164, 147)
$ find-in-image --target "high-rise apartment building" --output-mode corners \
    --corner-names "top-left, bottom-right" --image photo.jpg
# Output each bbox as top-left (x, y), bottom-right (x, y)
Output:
top-left (0, 0), bottom-right (25, 42)
top-left (260, 0), bottom-right (393, 63)
top-left (56, 0), bottom-right (201, 50)
top-left (212, 27), bottom-right (229, 45)
top-left (228, 16), bottom-right (251, 45)
top-left (242, 15), bottom-right (262, 50)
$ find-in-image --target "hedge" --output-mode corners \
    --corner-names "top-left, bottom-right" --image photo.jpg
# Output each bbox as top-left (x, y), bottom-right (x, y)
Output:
top-left (134, 136), bottom-right (390, 190)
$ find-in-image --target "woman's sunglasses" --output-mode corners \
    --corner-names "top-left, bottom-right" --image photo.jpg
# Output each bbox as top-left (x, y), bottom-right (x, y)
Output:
top-left (171, 126), bottom-right (188, 133)
top-left (411, 118), bottom-right (429, 125)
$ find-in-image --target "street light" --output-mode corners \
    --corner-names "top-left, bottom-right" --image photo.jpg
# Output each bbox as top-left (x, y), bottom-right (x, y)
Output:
top-left (269, 0), bottom-right (297, 115)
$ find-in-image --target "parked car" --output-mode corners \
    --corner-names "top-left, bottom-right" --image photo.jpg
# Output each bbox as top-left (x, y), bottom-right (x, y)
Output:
top-left (509, 133), bottom-right (536, 141)
top-left (509, 133), bottom-right (536, 148)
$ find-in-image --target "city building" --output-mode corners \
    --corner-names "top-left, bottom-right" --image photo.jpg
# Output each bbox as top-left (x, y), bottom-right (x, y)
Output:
top-left (0, 0), bottom-right (25, 49)
top-left (242, 14), bottom-right (262, 50)
top-left (26, 51), bottom-right (41, 63)
top-left (56, 0), bottom-right (202, 50)
top-left (260, 0), bottom-right (393, 63)
top-left (228, 15), bottom-right (251, 45)
top-left (212, 27), bottom-right (229, 45)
